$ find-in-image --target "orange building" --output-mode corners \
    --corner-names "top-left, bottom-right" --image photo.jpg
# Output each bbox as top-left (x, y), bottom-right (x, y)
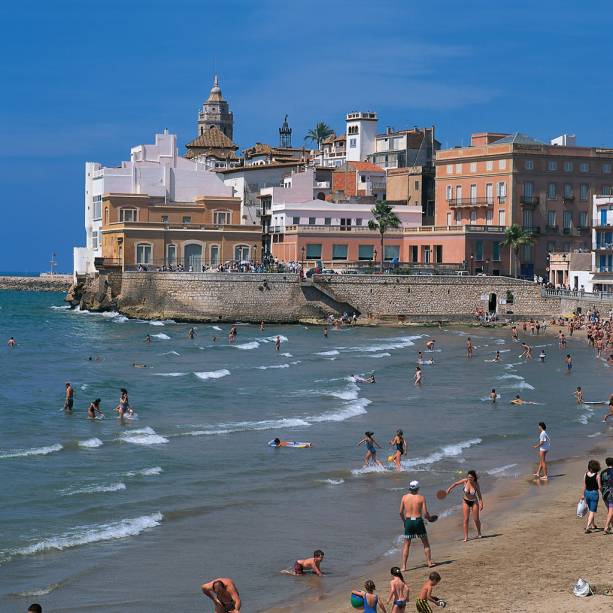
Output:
top-left (331, 161), bottom-right (386, 201)
top-left (435, 132), bottom-right (613, 276)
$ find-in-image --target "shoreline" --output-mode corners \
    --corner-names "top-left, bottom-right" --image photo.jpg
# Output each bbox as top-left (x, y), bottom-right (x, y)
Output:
top-left (270, 449), bottom-right (613, 613)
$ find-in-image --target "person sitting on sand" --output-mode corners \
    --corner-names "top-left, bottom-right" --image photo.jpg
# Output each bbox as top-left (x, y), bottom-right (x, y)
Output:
top-left (87, 398), bottom-right (104, 419)
top-left (415, 572), bottom-right (444, 613)
top-left (445, 470), bottom-right (483, 541)
top-left (387, 567), bottom-right (409, 613)
top-left (358, 431), bottom-right (383, 467)
top-left (201, 577), bottom-right (241, 612)
top-left (291, 550), bottom-right (324, 575)
top-left (399, 480), bottom-right (434, 570)
top-left (352, 579), bottom-right (387, 613)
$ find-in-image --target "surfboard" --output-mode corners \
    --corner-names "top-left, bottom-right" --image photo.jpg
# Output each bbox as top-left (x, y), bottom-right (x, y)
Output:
top-left (583, 401), bottom-right (606, 405)
top-left (268, 440), bottom-right (311, 448)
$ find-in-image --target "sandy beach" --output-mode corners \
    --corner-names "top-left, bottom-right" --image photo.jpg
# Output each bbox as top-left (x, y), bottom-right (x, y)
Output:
top-left (277, 448), bottom-right (613, 613)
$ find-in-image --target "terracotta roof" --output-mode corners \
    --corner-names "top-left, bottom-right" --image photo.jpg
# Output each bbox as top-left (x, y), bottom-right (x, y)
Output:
top-left (322, 133), bottom-right (346, 144)
top-left (185, 148), bottom-right (238, 160)
top-left (335, 161), bottom-right (385, 173)
top-left (185, 126), bottom-right (238, 150)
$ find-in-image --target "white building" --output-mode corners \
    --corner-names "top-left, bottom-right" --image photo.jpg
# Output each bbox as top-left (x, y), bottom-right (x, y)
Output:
top-left (74, 131), bottom-right (233, 275)
top-left (591, 195), bottom-right (613, 292)
top-left (369, 127), bottom-right (439, 170)
top-left (346, 112), bottom-right (378, 162)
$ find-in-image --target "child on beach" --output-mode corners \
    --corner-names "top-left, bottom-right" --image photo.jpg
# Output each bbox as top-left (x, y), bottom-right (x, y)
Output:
top-left (291, 550), bottom-right (324, 575)
top-left (387, 567), bottom-right (409, 613)
top-left (352, 580), bottom-right (387, 613)
top-left (415, 572), bottom-right (444, 612)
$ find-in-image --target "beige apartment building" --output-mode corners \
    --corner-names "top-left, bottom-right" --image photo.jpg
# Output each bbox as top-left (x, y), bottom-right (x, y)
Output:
top-left (435, 132), bottom-right (613, 276)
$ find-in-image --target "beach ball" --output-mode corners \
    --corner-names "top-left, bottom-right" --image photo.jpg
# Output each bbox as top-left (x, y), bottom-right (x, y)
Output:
top-left (351, 593), bottom-right (364, 609)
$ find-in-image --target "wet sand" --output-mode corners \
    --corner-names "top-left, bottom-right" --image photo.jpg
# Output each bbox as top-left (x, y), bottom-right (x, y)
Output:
top-left (275, 450), bottom-right (613, 613)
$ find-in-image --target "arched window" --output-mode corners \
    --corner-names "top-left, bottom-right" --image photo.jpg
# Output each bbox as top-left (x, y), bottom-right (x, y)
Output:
top-left (234, 244), bottom-right (250, 262)
top-left (136, 243), bottom-right (152, 265)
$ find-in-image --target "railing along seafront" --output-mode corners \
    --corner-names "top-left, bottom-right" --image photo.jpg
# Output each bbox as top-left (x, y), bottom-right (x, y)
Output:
top-left (541, 288), bottom-right (613, 302)
top-left (279, 224), bottom-right (507, 234)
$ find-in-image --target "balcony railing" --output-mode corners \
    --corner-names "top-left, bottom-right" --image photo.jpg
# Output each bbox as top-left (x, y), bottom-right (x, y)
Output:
top-left (544, 225), bottom-right (559, 233)
top-left (542, 288), bottom-right (613, 300)
top-left (520, 196), bottom-right (539, 207)
top-left (522, 226), bottom-right (540, 234)
top-left (563, 195), bottom-right (575, 203)
top-left (448, 198), bottom-right (494, 208)
top-left (278, 224), bottom-right (507, 235)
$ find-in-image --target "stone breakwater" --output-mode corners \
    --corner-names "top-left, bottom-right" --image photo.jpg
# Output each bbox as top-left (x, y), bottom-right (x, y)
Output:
top-left (68, 272), bottom-right (562, 324)
top-left (0, 275), bottom-right (73, 292)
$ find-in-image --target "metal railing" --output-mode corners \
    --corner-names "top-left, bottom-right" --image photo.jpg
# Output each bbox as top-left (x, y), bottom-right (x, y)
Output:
top-left (448, 198), bottom-right (494, 207)
top-left (522, 226), bottom-right (540, 234)
top-left (542, 288), bottom-right (613, 301)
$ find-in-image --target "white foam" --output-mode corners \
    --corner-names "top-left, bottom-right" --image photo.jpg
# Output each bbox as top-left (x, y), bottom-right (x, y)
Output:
top-left (62, 482), bottom-right (126, 496)
top-left (211, 326), bottom-right (223, 331)
top-left (437, 504), bottom-right (462, 520)
top-left (80, 384), bottom-right (88, 390)
top-left (316, 478), bottom-right (345, 486)
top-left (261, 335), bottom-right (288, 343)
top-left (50, 305), bottom-right (71, 310)
top-left (14, 583), bottom-right (63, 597)
top-left (120, 427), bottom-right (168, 445)
top-left (494, 339), bottom-right (506, 344)
top-left (486, 463), bottom-right (519, 476)
top-left (194, 369), bottom-right (230, 380)
top-left (154, 372), bottom-right (188, 377)
top-left (510, 381), bottom-right (535, 390)
top-left (399, 439), bottom-right (482, 471)
top-left (0, 444), bottom-right (63, 459)
top-left (113, 315), bottom-right (128, 323)
top-left (256, 363), bottom-right (290, 370)
top-left (126, 466), bottom-right (163, 477)
top-left (152, 333), bottom-right (170, 340)
top-left (78, 438), bottom-right (103, 449)
top-left (351, 463), bottom-right (389, 475)
top-left (496, 374), bottom-right (524, 380)
top-left (101, 311), bottom-right (121, 318)
top-left (4, 513), bottom-right (163, 561)
top-left (309, 398), bottom-right (371, 423)
top-left (316, 350), bottom-right (340, 356)
top-left (587, 432), bottom-right (602, 438)
top-left (350, 335), bottom-right (422, 353)
top-left (149, 321), bottom-right (165, 326)
top-left (577, 413), bottom-right (589, 425)
top-left (235, 341), bottom-right (260, 350)
top-left (281, 352), bottom-right (293, 357)
top-left (184, 417), bottom-right (310, 436)
top-left (161, 351), bottom-right (181, 356)
top-left (366, 352), bottom-right (392, 359)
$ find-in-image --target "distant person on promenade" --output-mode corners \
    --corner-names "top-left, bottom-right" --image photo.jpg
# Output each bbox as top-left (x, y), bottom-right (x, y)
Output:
top-left (290, 550), bottom-right (325, 575)
top-left (64, 382), bottom-right (74, 412)
top-left (600, 457), bottom-right (613, 534)
top-left (352, 580), bottom-right (387, 613)
top-left (201, 577), bottom-right (241, 612)
top-left (445, 470), bottom-right (483, 541)
top-left (390, 430), bottom-right (407, 470)
top-left (574, 386), bottom-right (584, 404)
top-left (533, 422), bottom-right (549, 480)
top-left (27, 605), bottom-right (42, 613)
top-left (358, 431), bottom-right (383, 467)
top-left (399, 480), bottom-right (435, 570)
top-left (582, 459), bottom-right (601, 533)
top-left (465, 337), bottom-right (473, 358)
top-left (387, 567), bottom-right (409, 612)
top-left (87, 398), bottom-right (103, 419)
top-left (415, 572), bottom-right (444, 613)
top-left (7, 336), bottom-right (16, 347)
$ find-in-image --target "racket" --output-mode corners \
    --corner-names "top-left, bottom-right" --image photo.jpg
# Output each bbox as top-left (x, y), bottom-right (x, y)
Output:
top-left (428, 514), bottom-right (439, 523)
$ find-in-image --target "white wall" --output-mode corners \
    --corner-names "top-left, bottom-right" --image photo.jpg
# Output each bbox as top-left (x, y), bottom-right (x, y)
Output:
top-left (346, 113), bottom-right (378, 162)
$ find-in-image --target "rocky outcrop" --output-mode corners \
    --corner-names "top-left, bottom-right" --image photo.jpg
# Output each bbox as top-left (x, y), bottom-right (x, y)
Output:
top-left (0, 275), bottom-right (73, 292)
top-left (66, 274), bottom-right (117, 312)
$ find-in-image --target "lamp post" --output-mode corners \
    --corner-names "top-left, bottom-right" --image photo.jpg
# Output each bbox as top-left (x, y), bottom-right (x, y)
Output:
top-left (485, 258), bottom-right (489, 275)
top-left (253, 244), bottom-right (258, 265)
top-left (470, 253), bottom-right (474, 275)
top-left (373, 249), bottom-right (377, 274)
top-left (301, 246), bottom-right (305, 269)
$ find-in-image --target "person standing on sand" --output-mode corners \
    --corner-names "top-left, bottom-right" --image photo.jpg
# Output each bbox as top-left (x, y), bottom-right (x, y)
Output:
top-left (201, 577), bottom-right (241, 612)
top-left (600, 457), bottom-right (613, 534)
top-left (387, 567), bottom-right (409, 613)
top-left (581, 459), bottom-right (602, 534)
top-left (358, 431), bottom-right (383, 467)
top-left (445, 470), bottom-right (483, 541)
top-left (533, 422), bottom-right (549, 480)
top-left (465, 337), bottom-right (473, 358)
top-left (415, 572), bottom-right (443, 613)
top-left (399, 480), bottom-right (434, 570)
top-left (390, 430), bottom-right (407, 470)
top-left (64, 382), bottom-right (74, 412)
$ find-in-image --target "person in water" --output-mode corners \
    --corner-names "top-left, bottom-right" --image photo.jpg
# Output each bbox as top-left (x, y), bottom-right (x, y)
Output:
top-left (354, 374), bottom-right (376, 384)
top-left (323, 325), bottom-right (328, 338)
top-left (533, 421), bottom-right (550, 480)
top-left (416, 572), bottom-right (443, 613)
top-left (275, 336), bottom-right (281, 352)
top-left (201, 577), bottom-right (241, 612)
top-left (144, 334), bottom-right (151, 343)
top-left (565, 353), bottom-right (573, 372)
top-left (446, 470), bottom-right (484, 541)
top-left (132, 363), bottom-right (148, 368)
top-left (387, 567), bottom-right (409, 613)
top-left (574, 386), bottom-right (584, 404)
top-left (7, 336), bottom-right (16, 347)
top-left (292, 550), bottom-right (324, 575)
top-left (389, 430), bottom-right (407, 470)
top-left (87, 398), bottom-right (104, 419)
top-left (603, 395), bottom-right (613, 423)
top-left (64, 382), bottom-right (74, 412)
top-left (114, 388), bottom-right (133, 418)
top-left (270, 438), bottom-right (311, 448)
top-left (511, 394), bottom-right (537, 405)
top-left (399, 480), bottom-right (434, 570)
top-left (414, 366), bottom-right (422, 386)
top-left (352, 580), bottom-right (387, 613)
top-left (494, 351), bottom-right (501, 362)
top-left (358, 431), bottom-right (383, 467)
top-left (188, 327), bottom-right (196, 339)
top-left (426, 339), bottom-right (435, 351)
top-left (489, 389), bottom-right (497, 403)
top-left (465, 337), bottom-right (473, 358)
top-left (539, 349), bottom-right (546, 362)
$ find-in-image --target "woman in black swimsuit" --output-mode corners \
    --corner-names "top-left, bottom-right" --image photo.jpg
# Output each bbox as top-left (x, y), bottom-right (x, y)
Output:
top-left (446, 470), bottom-right (483, 541)
top-left (389, 430), bottom-right (407, 471)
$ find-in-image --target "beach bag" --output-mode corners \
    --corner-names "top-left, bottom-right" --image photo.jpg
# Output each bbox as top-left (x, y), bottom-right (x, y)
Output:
top-left (572, 578), bottom-right (592, 598)
top-left (576, 499), bottom-right (588, 517)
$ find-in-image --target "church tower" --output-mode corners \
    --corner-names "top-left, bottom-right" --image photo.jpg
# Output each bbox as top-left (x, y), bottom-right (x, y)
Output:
top-left (279, 114), bottom-right (292, 148)
top-left (198, 75), bottom-right (233, 140)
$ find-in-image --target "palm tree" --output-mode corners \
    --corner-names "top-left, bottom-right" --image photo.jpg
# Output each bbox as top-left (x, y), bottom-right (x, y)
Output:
top-left (501, 224), bottom-right (536, 277)
top-left (368, 201), bottom-right (401, 273)
top-left (304, 122), bottom-right (334, 150)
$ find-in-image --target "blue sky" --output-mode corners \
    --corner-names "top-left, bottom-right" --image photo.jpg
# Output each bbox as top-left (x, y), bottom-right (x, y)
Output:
top-left (1, 0), bottom-right (612, 271)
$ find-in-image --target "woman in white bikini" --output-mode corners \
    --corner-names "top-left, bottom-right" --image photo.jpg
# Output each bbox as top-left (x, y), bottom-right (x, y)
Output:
top-left (446, 470), bottom-right (483, 541)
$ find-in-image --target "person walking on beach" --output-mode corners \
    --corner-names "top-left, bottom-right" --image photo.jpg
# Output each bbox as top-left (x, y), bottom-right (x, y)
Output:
top-left (465, 337), bottom-right (473, 358)
top-left (415, 572), bottom-right (443, 613)
top-left (352, 580), bottom-right (387, 613)
top-left (582, 460), bottom-right (602, 533)
top-left (64, 382), bottom-right (74, 413)
top-left (358, 431), bottom-right (383, 467)
top-left (201, 577), bottom-right (241, 612)
top-left (399, 480), bottom-right (434, 570)
top-left (390, 430), bottom-right (407, 470)
top-left (445, 470), bottom-right (484, 541)
top-left (600, 457), bottom-right (613, 534)
top-left (533, 422), bottom-right (549, 480)
top-left (87, 398), bottom-right (104, 419)
top-left (387, 567), bottom-right (409, 613)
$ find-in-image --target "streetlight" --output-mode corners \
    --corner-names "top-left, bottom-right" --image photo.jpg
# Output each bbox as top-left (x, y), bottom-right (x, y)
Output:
top-left (373, 249), bottom-right (378, 274)
top-left (253, 244), bottom-right (258, 265)
top-left (301, 246), bottom-right (305, 268)
top-left (470, 253), bottom-right (474, 275)
top-left (485, 258), bottom-right (489, 275)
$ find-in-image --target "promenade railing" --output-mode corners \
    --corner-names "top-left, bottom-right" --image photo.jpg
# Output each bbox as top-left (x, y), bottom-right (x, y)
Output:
top-left (541, 288), bottom-right (613, 302)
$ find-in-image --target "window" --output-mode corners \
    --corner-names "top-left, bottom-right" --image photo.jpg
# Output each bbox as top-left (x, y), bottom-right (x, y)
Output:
top-left (182, 216), bottom-right (192, 224)
top-left (579, 211), bottom-right (588, 227)
top-left (492, 242), bottom-right (501, 261)
top-left (340, 218), bottom-right (352, 230)
top-left (92, 231), bottom-right (98, 250)
top-left (136, 243), bottom-right (152, 265)
top-left (456, 185), bottom-right (463, 200)
top-left (93, 195), bottom-right (102, 220)
top-left (360, 174), bottom-right (366, 183)
top-left (446, 212), bottom-right (452, 226)
top-left (305, 244), bottom-right (322, 259)
top-left (348, 125), bottom-right (359, 135)
top-left (214, 211), bottom-right (231, 224)
top-left (161, 215), bottom-right (168, 223)
top-left (497, 182), bottom-right (506, 202)
top-left (234, 245), bottom-right (250, 261)
top-left (455, 209), bottom-right (462, 224)
top-left (446, 164), bottom-right (453, 174)
top-left (580, 162), bottom-right (589, 173)
top-left (547, 241), bottom-right (556, 253)
top-left (522, 244), bottom-right (533, 263)
top-left (355, 218), bottom-right (363, 226)
top-left (384, 245), bottom-right (400, 260)
top-left (603, 163), bottom-right (612, 174)
top-left (308, 217), bottom-right (316, 225)
top-left (547, 210), bottom-right (556, 227)
top-left (470, 210), bottom-right (477, 223)
top-left (332, 244), bottom-right (348, 260)
top-left (580, 183), bottom-right (588, 201)
top-left (498, 159), bottom-right (506, 170)
top-left (210, 245), bottom-right (220, 266)
top-left (414, 180), bottom-right (420, 190)
top-left (486, 183), bottom-right (493, 204)
top-left (603, 185), bottom-right (612, 196)
top-left (486, 209), bottom-right (493, 224)
top-left (523, 208), bottom-right (533, 228)
top-left (167, 244), bottom-right (177, 265)
top-left (470, 184), bottom-right (477, 203)
top-left (292, 216), bottom-right (300, 225)
top-left (525, 160), bottom-right (534, 170)
top-left (324, 217), bottom-right (331, 226)
top-left (120, 208), bottom-right (137, 222)
top-left (358, 245), bottom-right (374, 260)
top-left (547, 183), bottom-right (556, 199)
top-left (486, 161), bottom-right (493, 171)
top-left (410, 245), bottom-right (418, 262)
top-left (349, 138), bottom-right (357, 148)
top-left (563, 210), bottom-right (572, 230)
top-left (455, 163), bottom-right (463, 173)
top-left (470, 162), bottom-right (477, 172)
top-left (523, 181), bottom-right (534, 198)
top-left (446, 185), bottom-right (452, 200)
top-left (563, 183), bottom-right (573, 198)
top-left (434, 245), bottom-right (443, 262)
top-left (423, 246), bottom-right (431, 263)
top-left (498, 210), bottom-right (506, 225)
top-left (564, 161), bottom-right (573, 172)
top-left (105, 207), bottom-right (109, 225)
top-left (547, 160), bottom-right (558, 171)
top-left (475, 240), bottom-right (484, 260)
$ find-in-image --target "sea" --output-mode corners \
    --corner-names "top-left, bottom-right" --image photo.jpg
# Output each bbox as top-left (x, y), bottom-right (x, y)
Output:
top-left (0, 291), bottom-right (610, 612)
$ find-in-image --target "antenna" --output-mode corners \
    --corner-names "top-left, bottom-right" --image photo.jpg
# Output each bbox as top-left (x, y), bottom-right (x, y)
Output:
top-left (49, 252), bottom-right (57, 276)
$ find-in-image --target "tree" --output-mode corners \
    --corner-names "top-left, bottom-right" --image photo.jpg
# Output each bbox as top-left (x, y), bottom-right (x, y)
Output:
top-left (304, 122), bottom-right (334, 150)
top-left (368, 201), bottom-right (401, 273)
top-left (501, 224), bottom-right (536, 278)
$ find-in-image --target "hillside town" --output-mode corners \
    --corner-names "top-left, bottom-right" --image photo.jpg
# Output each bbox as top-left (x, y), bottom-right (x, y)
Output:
top-left (74, 75), bottom-right (613, 294)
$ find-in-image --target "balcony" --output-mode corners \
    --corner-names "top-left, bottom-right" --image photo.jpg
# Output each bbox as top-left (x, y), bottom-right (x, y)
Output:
top-left (522, 226), bottom-right (540, 234)
top-left (562, 228), bottom-right (572, 234)
top-left (544, 225), bottom-right (559, 233)
top-left (520, 196), bottom-right (539, 207)
top-left (448, 198), bottom-right (494, 208)
top-left (563, 194), bottom-right (575, 204)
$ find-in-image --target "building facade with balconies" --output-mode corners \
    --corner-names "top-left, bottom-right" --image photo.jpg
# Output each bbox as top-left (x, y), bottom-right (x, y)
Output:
top-left (591, 195), bottom-right (613, 291)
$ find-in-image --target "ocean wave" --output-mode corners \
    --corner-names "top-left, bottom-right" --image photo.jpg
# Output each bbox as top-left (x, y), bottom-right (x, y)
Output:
top-left (120, 427), bottom-right (168, 445)
top-left (494, 339), bottom-right (506, 344)
top-left (2, 513), bottom-right (163, 563)
top-left (126, 466), bottom-right (163, 477)
top-left (78, 438), bottom-right (103, 448)
top-left (152, 333), bottom-right (170, 340)
top-left (399, 438), bottom-right (482, 471)
top-left (161, 350), bottom-right (181, 356)
top-left (316, 350), bottom-right (340, 356)
top-left (486, 463), bottom-right (519, 476)
top-left (496, 374), bottom-right (524, 380)
top-left (184, 417), bottom-right (311, 436)
top-left (101, 311), bottom-right (121, 318)
top-left (351, 463), bottom-right (388, 476)
top-left (366, 352), bottom-right (392, 359)
top-left (194, 369), bottom-right (230, 380)
top-left (349, 335), bottom-right (423, 353)
top-left (261, 335), bottom-right (288, 343)
top-left (149, 321), bottom-right (165, 326)
top-left (0, 443), bottom-right (63, 460)
top-left (235, 341), bottom-right (260, 350)
top-left (13, 582), bottom-right (63, 597)
top-left (308, 398), bottom-right (371, 423)
top-left (256, 363), bottom-right (290, 370)
top-left (154, 372), bottom-right (189, 377)
top-left (50, 305), bottom-right (71, 310)
top-left (280, 352), bottom-right (293, 357)
top-left (211, 326), bottom-right (223, 331)
top-left (509, 381), bottom-right (535, 390)
top-left (587, 432), bottom-right (602, 438)
top-left (113, 315), bottom-right (128, 323)
top-left (316, 478), bottom-right (345, 486)
top-left (577, 413), bottom-right (590, 425)
top-left (62, 482), bottom-right (126, 496)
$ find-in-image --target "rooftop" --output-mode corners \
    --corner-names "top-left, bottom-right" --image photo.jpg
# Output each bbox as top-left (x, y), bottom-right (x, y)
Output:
top-left (492, 132), bottom-right (545, 145)
top-left (186, 125), bottom-right (238, 151)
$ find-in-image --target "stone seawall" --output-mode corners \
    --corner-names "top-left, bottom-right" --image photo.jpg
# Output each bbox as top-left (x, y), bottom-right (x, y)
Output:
top-left (0, 275), bottom-right (72, 292)
top-left (71, 272), bottom-right (561, 323)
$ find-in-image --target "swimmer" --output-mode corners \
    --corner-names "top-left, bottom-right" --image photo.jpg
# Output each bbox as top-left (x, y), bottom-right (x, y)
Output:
top-left (426, 339), bottom-right (435, 351)
top-left (603, 395), bottom-right (613, 422)
top-left (574, 386), bottom-right (584, 404)
top-left (7, 336), bottom-right (16, 347)
top-left (144, 334), bottom-right (151, 343)
top-left (466, 337), bottom-right (473, 358)
top-left (188, 328), bottom-right (196, 339)
top-left (494, 351), bottom-right (501, 362)
top-left (354, 374), bottom-right (376, 384)
top-left (212, 336), bottom-right (217, 342)
top-left (201, 577), bottom-right (241, 612)
top-left (132, 363), bottom-right (148, 368)
top-left (414, 366), bottom-right (422, 386)
top-left (390, 430), bottom-right (407, 470)
top-left (511, 394), bottom-right (537, 405)
top-left (290, 550), bottom-right (324, 576)
top-left (387, 567), bottom-right (409, 613)
top-left (269, 438), bottom-right (312, 448)
top-left (87, 398), bottom-right (104, 419)
top-left (260, 321), bottom-right (265, 332)
top-left (416, 572), bottom-right (443, 613)
top-left (352, 579), bottom-right (387, 613)
top-left (521, 342), bottom-right (533, 359)
top-left (511, 325), bottom-right (518, 341)
top-left (323, 325), bottom-right (328, 338)
top-left (64, 382), bottom-right (74, 412)
top-left (418, 351), bottom-right (424, 362)
top-left (358, 431), bottom-right (384, 467)
top-left (489, 389), bottom-right (497, 403)
top-left (565, 353), bottom-right (572, 373)
top-left (275, 336), bottom-right (281, 352)
top-left (539, 349), bottom-right (546, 362)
